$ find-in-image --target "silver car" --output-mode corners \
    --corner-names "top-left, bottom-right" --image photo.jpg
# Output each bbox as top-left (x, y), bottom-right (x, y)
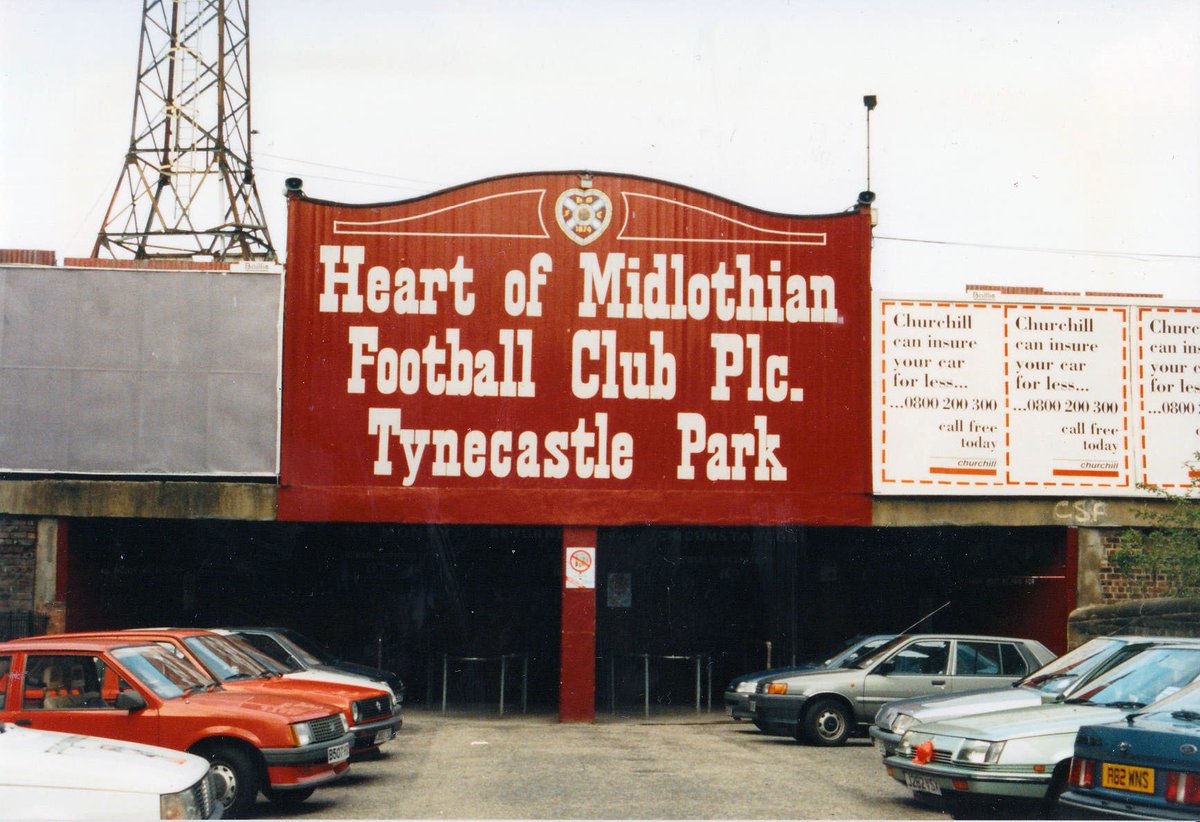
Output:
top-left (749, 633), bottom-right (1056, 745)
top-left (724, 634), bottom-right (895, 720)
top-left (870, 636), bottom-right (1188, 757)
top-left (883, 642), bottom-right (1200, 813)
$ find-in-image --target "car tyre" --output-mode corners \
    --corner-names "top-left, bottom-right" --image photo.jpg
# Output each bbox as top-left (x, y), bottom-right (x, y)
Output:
top-left (800, 697), bottom-right (851, 746)
top-left (202, 744), bottom-right (260, 819)
top-left (1039, 762), bottom-right (1070, 819)
top-left (264, 786), bottom-right (316, 807)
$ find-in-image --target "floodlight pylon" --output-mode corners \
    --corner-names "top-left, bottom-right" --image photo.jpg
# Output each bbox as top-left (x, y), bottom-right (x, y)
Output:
top-left (93, 0), bottom-right (275, 261)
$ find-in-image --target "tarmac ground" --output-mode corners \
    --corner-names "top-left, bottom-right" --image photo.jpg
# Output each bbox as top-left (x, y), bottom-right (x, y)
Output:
top-left (255, 708), bottom-right (956, 819)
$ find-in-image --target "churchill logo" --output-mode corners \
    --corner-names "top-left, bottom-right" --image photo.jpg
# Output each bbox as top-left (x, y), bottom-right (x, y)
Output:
top-left (556, 187), bottom-right (612, 245)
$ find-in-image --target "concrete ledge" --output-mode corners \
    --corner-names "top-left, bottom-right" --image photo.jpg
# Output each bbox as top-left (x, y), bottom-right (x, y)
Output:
top-left (0, 479), bottom-right (277, 521)
top-left (872, 497), bottom-right (1169, 528)
top-left (1068, 597), bottom-right (1200, 647)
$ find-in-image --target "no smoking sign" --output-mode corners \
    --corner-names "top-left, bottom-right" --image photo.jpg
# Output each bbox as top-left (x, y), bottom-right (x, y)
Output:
top-left (564, 546), bottom-right (595, 589)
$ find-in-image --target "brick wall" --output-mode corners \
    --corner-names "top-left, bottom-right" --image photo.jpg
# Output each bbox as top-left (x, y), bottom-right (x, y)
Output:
top-left (0, 516), bottom-right (37, 612)
top-left (1097, 529), bottom-right (1181, 602)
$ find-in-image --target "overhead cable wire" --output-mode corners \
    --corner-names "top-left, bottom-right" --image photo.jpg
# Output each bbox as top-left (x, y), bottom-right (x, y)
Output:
top-left (875, 234), bottom-right (1200, 261)
top-left (255, 164), bottom-right (432, 194)
top-left (256, 152), bottom-right (440, 188)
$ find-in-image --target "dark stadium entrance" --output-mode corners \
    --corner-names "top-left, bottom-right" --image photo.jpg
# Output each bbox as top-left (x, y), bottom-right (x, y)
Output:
top-left (61, 519), bottom-right (1073, 710)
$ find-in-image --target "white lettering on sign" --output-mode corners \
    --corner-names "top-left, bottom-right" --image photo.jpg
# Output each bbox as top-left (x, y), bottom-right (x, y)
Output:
top-left (367, 409), bottom-right (633, 484)
top-left (676, 413), bottom-right (786, 481)
top-left (309, 240), bottom-right (855, 494)
top-left (570, 330), bottom-right (676, 400)
top-left (347, 327), bottom-right (534, 398)
top-left (319, 245), bottom-right (476, 316)
top-left (576, 252), bottom-right (837, 323)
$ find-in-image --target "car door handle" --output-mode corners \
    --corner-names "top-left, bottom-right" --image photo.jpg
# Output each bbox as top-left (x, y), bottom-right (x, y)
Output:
top-left (14, 719), bottom-right (32, 726)
top-left (931, 680), bottom-right (947, 687)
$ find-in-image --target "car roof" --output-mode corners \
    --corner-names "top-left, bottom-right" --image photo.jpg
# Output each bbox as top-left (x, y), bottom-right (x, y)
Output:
top-left (890, 633), bottom-right (1049, 643)
top-left (14, 628), bottom-right (215, 641)
top-left (0, 635), bottom-right (164, 653)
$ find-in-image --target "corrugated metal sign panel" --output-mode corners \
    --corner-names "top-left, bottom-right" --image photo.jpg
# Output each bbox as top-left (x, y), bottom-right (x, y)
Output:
top-left (279, 172), bottom-right (872, 525)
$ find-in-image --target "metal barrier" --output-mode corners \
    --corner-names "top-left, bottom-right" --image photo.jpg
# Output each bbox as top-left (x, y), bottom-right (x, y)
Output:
top-left (440, 653), bottom-right (528, 716)
top-left (0, 610), bottom-right (45, 642)
top-left (604, 652), bottom-right (712, 718)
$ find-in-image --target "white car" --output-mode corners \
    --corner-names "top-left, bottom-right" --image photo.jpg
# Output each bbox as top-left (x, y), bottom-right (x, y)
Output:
top-left (0, 722), bottom-right (220, 820)
top-left (884, 643), bottom-right (1200, 813)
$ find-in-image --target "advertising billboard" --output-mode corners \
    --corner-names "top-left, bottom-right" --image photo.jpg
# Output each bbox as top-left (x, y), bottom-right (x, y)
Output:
top-left (280, 173), bottom-right (872, 524)
top-left (874, 295), bottom-right (1200, 495)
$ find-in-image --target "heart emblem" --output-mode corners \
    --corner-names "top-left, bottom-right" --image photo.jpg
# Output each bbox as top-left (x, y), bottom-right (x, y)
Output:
top-left (555, 188), bottom-right (612, 245)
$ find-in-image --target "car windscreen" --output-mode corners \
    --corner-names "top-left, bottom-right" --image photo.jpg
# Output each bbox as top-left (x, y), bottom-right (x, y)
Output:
top-left (1020, 637), bottom-right (1124, 694)
top-left (279, 629), bottom-right (334, 666)
top-left (831, 636), bottom-right (895, 668)
top-left (183, 635), bottom-right (271, 682)
top-left (1067, 647), bottom-right (1200, 708)
top-left (849, 636), bottom-right (909, 669)
top-left (1131, 677), bottom-right (1200, 720)
top-left (233, 632), bottom-right (304, 672)
top-left (111, 644), bottom-right (212, 700)
top-left (223, 634), bottom-right (290, 675)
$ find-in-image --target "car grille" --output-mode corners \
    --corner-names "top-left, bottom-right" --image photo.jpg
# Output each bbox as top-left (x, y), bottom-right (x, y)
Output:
top-left (354, 695), bottom-right (393, 721)
top-left (309, 714), bottom-right (345, 743)
top-left (194, 770), bottom-right (216, 819)
top-left (927, 749), bottom-right (1039, 774)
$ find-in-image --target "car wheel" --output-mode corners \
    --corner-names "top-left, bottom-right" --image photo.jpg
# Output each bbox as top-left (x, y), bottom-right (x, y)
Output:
top-left (801, 698), bottom-right (851, 746)
top-left (202, 744), bottom-right (260, 819)
top-left (1039, 762), bottom-right (1070, 819)
top-left (264, 786), bottom-right (316, 807)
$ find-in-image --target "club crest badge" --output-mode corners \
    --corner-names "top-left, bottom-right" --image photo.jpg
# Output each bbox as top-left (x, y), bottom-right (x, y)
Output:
top-left (555, 187), bottom-right (612, 245)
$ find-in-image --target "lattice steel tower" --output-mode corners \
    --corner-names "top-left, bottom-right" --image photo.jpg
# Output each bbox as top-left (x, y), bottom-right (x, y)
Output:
top-left (93, 0), bottom-right (275, 260)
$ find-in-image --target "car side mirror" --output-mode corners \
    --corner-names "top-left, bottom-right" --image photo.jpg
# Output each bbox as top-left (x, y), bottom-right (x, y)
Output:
top-left (874, 660), bottom-right (896, 676)
top-left (114, 689), bottom-right (147, 711)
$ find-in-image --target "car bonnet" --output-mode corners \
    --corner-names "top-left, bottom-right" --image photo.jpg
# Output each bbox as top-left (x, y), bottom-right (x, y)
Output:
top-left (879, 685), bottom-right (1043, 727)
top-left (909, 702), bottom-right (1130, 742)
top-left (0, 724), bottom-right (209, 793)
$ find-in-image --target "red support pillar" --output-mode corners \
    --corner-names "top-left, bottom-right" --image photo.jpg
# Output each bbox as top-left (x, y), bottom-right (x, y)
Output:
top-left (560, 527), bottom-right (597, 723)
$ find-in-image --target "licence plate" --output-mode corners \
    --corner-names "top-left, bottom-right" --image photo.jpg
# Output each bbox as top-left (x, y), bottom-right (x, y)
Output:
top-left (904, 771), bottom-right (942, 795)
top-left (327, 742), bottom-right (351, 764)
top-left (374, 728), bottom-right (394, 745)
top-left (1101, 762), bottom-right (1154, 794)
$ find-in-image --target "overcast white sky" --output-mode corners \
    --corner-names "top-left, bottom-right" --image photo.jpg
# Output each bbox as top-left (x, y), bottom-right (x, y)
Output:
top-left (1, 0), bottom-right (1198, 297)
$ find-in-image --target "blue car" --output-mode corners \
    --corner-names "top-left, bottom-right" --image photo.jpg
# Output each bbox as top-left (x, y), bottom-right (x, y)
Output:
top-left (1060, 677), bottom-right (1200, 819)
top-left (723, 634), bottom-right (895, 719)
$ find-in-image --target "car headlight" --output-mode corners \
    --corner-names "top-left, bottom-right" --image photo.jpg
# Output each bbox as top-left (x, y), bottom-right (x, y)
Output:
top-left (351, 703), bottom-right (361, 723)
top-left (159, 784), bottom-right (203, 820)
top-left (898, 731), bottom-right (915, 757)
top-left (956, 738), bottom-right (1004, 765)
top-left (735, 681), bottom-right (756, 694)
top-left (340, 713), bottom-right (349, 733)
top-left (291, 721), bottom-right (314, 747)
top-left (891, 713), bottom-right (918, 735)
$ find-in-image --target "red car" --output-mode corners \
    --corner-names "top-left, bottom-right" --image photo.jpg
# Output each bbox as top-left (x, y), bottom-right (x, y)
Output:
top-left (0, 636), bottom-right (353, 818)
top-left (31, 629), bottom-right (400, 756)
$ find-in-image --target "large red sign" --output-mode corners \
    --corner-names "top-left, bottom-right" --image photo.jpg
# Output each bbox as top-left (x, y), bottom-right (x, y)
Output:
top-left (280, 172), bottom-right (872, 524)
